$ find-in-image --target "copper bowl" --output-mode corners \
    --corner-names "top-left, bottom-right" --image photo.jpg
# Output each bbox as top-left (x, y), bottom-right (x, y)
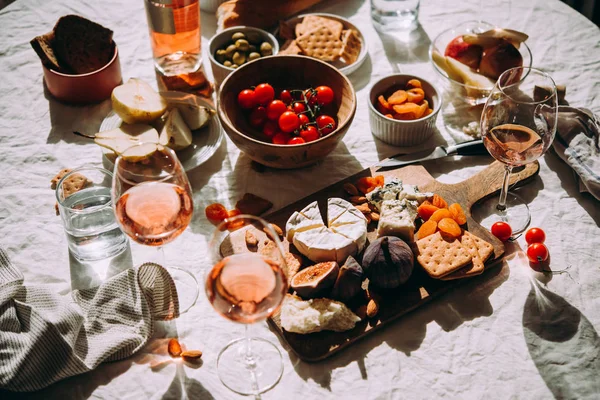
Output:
top-left (218, 55), bottom-right (356, 169)
top-left (43, 45), bottom-right (122, 105)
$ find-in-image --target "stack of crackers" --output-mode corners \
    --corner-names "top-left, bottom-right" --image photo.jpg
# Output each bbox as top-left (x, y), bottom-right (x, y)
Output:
top-left (416, 230), bottom-right (494, 281)
top-left (278, 15), bottom-right (362, 65)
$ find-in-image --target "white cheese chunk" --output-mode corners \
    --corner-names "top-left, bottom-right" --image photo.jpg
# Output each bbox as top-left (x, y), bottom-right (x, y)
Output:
top-left (398, 184), bottom-right (432, 205)
top-left (377, 199), bottom-right (418, 242)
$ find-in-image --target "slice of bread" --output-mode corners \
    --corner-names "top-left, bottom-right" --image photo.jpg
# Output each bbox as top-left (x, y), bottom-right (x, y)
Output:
top-left (30, 32), bottom-right (65, 73)
top-left (280, 294), bottom-right (361, 334)
top-left (53, 15), bottom-right (114, 74)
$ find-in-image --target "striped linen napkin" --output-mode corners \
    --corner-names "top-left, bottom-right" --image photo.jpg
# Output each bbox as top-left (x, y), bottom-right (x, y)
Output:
top-left (552, 106), bottom-right (600, 201)
top-left (0, 248), bottom-right (178, 392)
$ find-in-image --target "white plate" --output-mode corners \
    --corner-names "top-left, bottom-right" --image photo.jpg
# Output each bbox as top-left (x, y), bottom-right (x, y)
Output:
top-left (276, 13), bottom-right (368, 76)
top-left (100, 91), bottom-right (223, 171)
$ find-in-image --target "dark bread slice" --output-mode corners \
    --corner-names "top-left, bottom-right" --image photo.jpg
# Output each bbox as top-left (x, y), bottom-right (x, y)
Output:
top-left (30, 31), bottom-right (67, 73)
top-left (53, 15), bottom-right (114, 74)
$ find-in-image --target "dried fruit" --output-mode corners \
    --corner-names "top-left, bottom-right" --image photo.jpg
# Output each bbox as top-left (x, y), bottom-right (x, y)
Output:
top-left (205, 203), bottom-right (229, 223)
top-left (245, 230), bottom-right (258, 248)
top-left (406, 79), bottom-right (422, 89)
top-left (432, 194), bottom-right (448, 209)
top-left (406, 88), bottom-right (425, 103)
top-left (181, 350), bottom-right (203, 360)
top-left (438, 218), bottom-right (462, 238)
top-left (417, 201), bottom-right (439, 221)
top-left (448, 203), bottom-right (467, 225)
top-left (349, 196), bottom-right (367, 204)
top-left (362, 236), bottom-right (414, 289)
top-left (168, 338), bottom-right (182, 357)
top-left (290, 261), bottom-right (339, 299)
top-left (417, 219), bottom-right (437, 239)
top-left (343, 182), bottom-right (359, 196)
top-left (429, 208), bottom-right (452, 223)
top-left (330, 256), bottom-right (364, 302)
top-left (388, 89), bottom-right (408, 105)
top-left (366, 298), bottom-right (379, 318)
top-left (356, 176), bottom-right (378, 194)
top-left (373, 175), bottom-right (385, 187)
top-left (377, 95), bottom-right (392, 113)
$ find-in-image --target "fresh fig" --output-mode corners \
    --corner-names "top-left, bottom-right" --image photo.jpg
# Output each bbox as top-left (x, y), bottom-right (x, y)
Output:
top-left (290, 261), bottom-right (339, 299)
top-left (362, 236), bottom-right (413, 289)
top-left (330, 256), bottom-right (363, 302)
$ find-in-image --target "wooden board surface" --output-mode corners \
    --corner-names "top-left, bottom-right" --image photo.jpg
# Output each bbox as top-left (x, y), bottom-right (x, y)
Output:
top-left (236, 161), bottom-right (540, 362)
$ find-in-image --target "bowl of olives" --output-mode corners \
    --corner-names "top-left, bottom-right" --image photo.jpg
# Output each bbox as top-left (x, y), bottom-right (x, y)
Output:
top-left (208, 26), bottom-right (279, 90)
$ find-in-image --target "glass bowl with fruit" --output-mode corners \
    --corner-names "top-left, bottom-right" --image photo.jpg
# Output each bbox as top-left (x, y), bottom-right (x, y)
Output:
top-left (429, 21), bottom-right (532, 106)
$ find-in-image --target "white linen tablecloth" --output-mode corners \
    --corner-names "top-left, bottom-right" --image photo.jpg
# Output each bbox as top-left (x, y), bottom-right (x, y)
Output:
top-left (1, 0), bottom-right (599, 398)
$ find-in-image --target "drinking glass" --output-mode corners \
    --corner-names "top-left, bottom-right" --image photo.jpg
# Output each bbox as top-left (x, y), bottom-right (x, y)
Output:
top-left (477, 67), bottom-right (558, 234)
top-left (371, 0), bottom-right (420, 32)
top-left (206, 215), bottom-right (288, 396)
top-left (112, 143), bottom-right (199, 314)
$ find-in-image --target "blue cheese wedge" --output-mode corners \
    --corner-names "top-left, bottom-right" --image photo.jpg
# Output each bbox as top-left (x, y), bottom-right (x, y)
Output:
top-left (398, 184), bottom-right (432, 204)
top-left (377, 199), bottom-right (419, 242)
top-left (367, 178), bottom-right (432, 211)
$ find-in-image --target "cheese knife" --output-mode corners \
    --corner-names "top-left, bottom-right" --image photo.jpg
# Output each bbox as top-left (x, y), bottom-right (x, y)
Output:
top-left (375, 139), bottom-right (488, 170)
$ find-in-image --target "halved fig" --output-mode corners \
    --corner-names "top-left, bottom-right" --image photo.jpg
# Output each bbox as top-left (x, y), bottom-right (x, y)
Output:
top-left (291, 261), bottom-right (339, 299)
top-left (330, 256), bottom-right (364, 303)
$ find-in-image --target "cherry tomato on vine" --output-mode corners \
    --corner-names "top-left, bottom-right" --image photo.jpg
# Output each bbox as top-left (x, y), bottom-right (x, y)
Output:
top-left (300, 126), bottom-right (320, 142)
top-left (249, 106), bottom-right (266, 127)
top-left (278, 111), bottom-right (300, 133)
top-left (205, 203), bottom-right (229, 223)
top-left (292, 102), bottom-right (306, 114)
top-left (263, 120), bottom-right (278, 137)
top-left (272, 132), bottom-right (291, 145)
top-left (237, 89), bottom-right (256, 109)
top-left (288, 137), bottom-right (306, 145)
top-left (254, 83), bottom-right (275, 105)
top-left (525, 227), bottom-right (546, 245)
top-left (491, 221), bottom-right (512, 242)
top-left (527, 243), bottom-right (549, 264)
top-left (304, 89), bottom-right (317, 106)
top-left (266, 100), bottom-right (287, 120)
top-left (298, 114), bottom-right (310, 126)
top-left (280, 89), bottom-right (293, 105)
top-left (315, 86), bottom-right (334, 106)
top-left (316, 115), bottom-right (336, 135)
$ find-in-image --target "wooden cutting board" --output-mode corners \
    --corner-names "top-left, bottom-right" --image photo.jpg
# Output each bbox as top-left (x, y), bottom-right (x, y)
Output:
top-left (234, 161), bottom-right (539, 362)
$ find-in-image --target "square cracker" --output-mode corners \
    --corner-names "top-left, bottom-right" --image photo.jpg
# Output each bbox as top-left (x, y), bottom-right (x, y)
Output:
top-left (339, 29), bottom-right (361, 64)
top-left (296, 15), bottom-right (344, 38)
top-left (416, 231), bottom-right (472, 278)
top-left (280, 39), bottom-right (303, 55)
top-left (441, 231), bottom-right (494, 281)
top-left (53, 170), bottom-right (92, 215)
top-left (296, 26), bottom-right (342, 62)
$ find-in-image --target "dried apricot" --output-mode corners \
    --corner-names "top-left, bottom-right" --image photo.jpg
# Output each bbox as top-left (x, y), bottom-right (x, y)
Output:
top-left (205, 203), bottom-right (229, 224)
top-left (373, 175), bottom-right (385, 187)
top-left (406, 88), bottom-right (425, 103)
top-left (417, 220), bottom-right (437, 239)
top-left (406, 79), bottom-right (422, 89)
top-left (431, 194), bottom-right (448, 209)
top-left (378, 95), bottom-right (392, 112)
top-left (385, 113), bottom-right (394, 119)
top-left (449, 203), bottom-right (467, 225)
top-left (438, 218), bottom-right (462, 238)
top-left (388, 90), bottom-right (408, 105)
top-left (376, 102), bottom-right (389, 116)
top-left (356, 176), bottom-right (378, 194)
top-left (417, 201), bottom-right (439, 221)
top-left (429, 208), bottom-right (452, 223)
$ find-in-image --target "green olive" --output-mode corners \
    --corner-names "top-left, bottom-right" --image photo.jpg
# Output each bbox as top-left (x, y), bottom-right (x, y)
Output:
top-left (248, 52), bottom-right (261, 61)
top-left (232, 51), bottom-right (246, 65)
top-left (235, 39), bottom-right (250, 52)
top-left (245, 31), bottom-right (262, 44)
top-left (232, 32), bottom-right (246, 41)
top-left (248, 44), bottom-right (258, 53)
top-left (223, 60), bottom-right (233, 67)
top-left (215, 49), bottom-right (227, 63)
top-left (225, 44), bottom-right (237, 57)
top-left (231, 64), bottom-right (239, 69)
top-left (260, 42), bottom-right (273, 56)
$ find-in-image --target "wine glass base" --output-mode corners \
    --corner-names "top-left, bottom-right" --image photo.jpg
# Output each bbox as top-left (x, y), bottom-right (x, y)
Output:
top-left (472, 192), bottom-right (531, 235)
top-left (217, 337), bottom-right (284, 396)
top-left (165, 266), bottom-right (199, 315)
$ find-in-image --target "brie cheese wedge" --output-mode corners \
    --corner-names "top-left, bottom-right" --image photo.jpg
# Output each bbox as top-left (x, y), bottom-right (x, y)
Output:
top-left (285, 201), bottom-right (325, 241)
top-left (377, 199), bottom-right (419, 242)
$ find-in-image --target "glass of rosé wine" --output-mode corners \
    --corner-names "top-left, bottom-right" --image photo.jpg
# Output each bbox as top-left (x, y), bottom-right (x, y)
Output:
top-left (206, 215), bottom-right (288, 396)
top-left (475, 66), bottom-right (558, 234)
top-left (112, 143), bottom-right (199, 315)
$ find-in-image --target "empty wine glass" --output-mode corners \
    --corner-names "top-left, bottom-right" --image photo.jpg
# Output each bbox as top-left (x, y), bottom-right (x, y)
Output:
top-left (206, 215), bottom-right (288, 396)
top-left (476, 66), bottom-right (558, 234)
top-left (112, 143), bottom-right (199, 315)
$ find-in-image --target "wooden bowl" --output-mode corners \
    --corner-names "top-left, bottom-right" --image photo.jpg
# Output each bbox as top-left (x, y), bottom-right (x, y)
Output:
top-left (218, 55), bottom-right (356, 169)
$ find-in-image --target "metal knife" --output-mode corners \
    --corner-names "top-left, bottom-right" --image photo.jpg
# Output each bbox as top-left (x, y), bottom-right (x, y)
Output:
top-left (375, 139), bottom-right (488, 170)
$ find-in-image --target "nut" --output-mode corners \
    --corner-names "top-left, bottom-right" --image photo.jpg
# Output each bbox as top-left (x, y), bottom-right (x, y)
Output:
top-left (264, 223), bottom-right (283, 240)
top-left (168, 338), bottom-right (182, 357)
top-left (366, 299), bottom-right (379, 318)
top-left (370, 212), bottom-right (380, 222)
top-left (349, 196), bottom-right (367, 204)
top-left (365, 213), bottom-right (372, 224)
top-left (343, 183), bottom-right (359, 196)
top-left (181, 350), bottom-right (203, 360)
top-left (245, 230), bottom-right (258, 248)
top-left (355, 203), bottom-right (371, 214)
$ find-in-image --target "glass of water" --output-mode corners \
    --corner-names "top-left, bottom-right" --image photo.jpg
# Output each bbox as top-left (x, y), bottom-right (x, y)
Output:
top-left (371, 0), bottom-right (420, 32)
top-left (56, 166), bottom-right (128, 261)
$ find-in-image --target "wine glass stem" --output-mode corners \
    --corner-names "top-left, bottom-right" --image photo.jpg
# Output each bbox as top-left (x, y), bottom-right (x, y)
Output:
top-left (244, 324), bottom-right (260, 394)
top-left (497, 164), bottom-right (513, 212)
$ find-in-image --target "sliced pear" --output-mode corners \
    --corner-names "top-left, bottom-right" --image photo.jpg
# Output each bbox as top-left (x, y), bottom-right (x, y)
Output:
top-left (479, 28), bottom-right (528, 43)
top-left (444, 56), bottom-right (495, 90)
top-left (111, 78), bottom-right (168, 124)
top-left (94, 124), bottom-right (159, 161)
top-left (432, 50), bottom-right (463, 83)
top-left (120, 142), bottom-right (159, 162)
top-left (165, 100), bottom-right (216, 130)
top-left (159, 108), bottom-right (193, 151)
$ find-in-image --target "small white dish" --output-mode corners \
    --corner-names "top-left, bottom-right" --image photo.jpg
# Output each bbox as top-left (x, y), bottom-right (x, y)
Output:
top-left (100, 91), bottom-right (222, 172)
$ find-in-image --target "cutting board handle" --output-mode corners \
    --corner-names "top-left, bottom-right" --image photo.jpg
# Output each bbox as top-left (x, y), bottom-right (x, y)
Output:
top-left (457, 160), bottom-right (540, 209)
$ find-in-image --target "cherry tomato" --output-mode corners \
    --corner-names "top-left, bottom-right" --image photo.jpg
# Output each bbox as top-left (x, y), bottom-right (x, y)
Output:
top-left (316, 115), bottom-right (336, 135)
top-left (298, 114), bottom-right (310, 126)
top-left (525, 227), bottom-right (546, 245)
top-left (527, 243), bottom-right (549, 263)
top-left (315, 86), bottom-right (334, 106)
top-left (491, 221), bottom-right (512, 242)
top-left (254, 83), bottom-right (275, 105)
top-left (288, 137), bottom-right (306, 145)
top-left (272, 132), bottom-right (291, 145)
top-left (266, 100), bottom-right (287, 120)
top-left (300, 126), bottom-right (320, 142)
top-left (263, 120), bottom-right (278, 137)
top-left (278, 111), bottom-right (300, 133)
top-left (237, 89), bottom-right (256, 109)
top-left (205, 203), bottom-right (229, 223)
top-left (292, 102), bottom-right (306, 114)
top-left (280, 89), bottom-right (293, 105)
top-left (249, 106), bottom-right (266, 128)
top-left (304, 89), bottom-right (317, 106)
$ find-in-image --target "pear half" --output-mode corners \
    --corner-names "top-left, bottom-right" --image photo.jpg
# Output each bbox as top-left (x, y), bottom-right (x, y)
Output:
top-left (95, 124), bottom-right (159, 162)
top-left (112, 78), bottom-right (167, 124)
top-left (159, 108), bottom-right (193, 151)
top-left (165, 99), bottom-right (216, 130)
